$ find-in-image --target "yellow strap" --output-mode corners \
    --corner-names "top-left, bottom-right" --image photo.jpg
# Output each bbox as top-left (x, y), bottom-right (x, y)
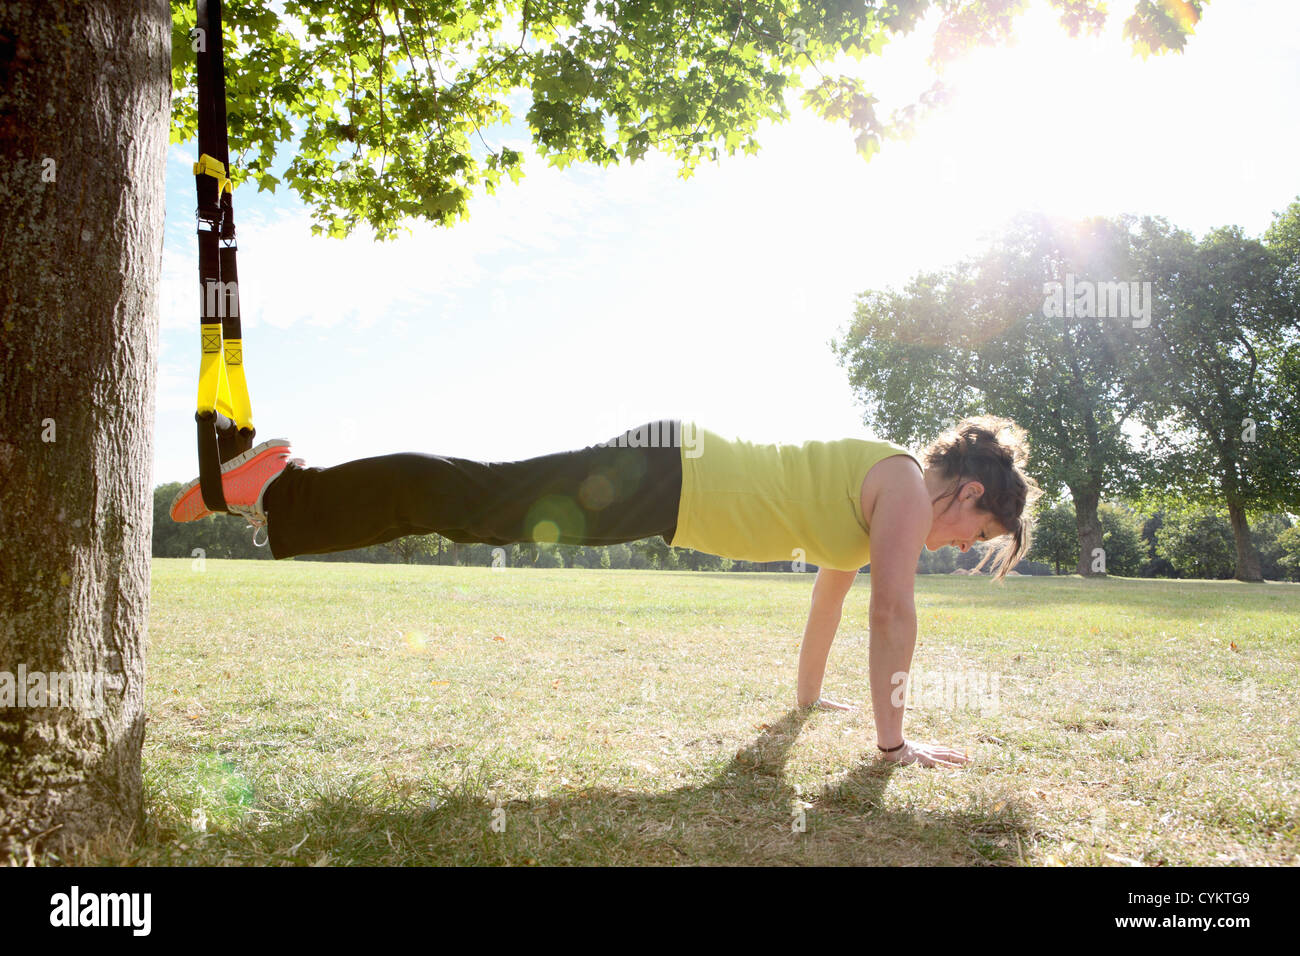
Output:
top-left (222, 339), bottom-right (254, 428)
top-left (196, 323), bottom-right (254, 429)
top-left (193, 153), bottom-right (233, 195)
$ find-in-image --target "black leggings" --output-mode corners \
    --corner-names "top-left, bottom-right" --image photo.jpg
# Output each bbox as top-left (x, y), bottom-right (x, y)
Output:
top-left (263, 420), bottom-right (684, 560)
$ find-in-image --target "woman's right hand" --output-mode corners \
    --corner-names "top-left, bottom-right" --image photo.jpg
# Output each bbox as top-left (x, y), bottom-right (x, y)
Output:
top-left (881, 740), bottom-right (972, 768)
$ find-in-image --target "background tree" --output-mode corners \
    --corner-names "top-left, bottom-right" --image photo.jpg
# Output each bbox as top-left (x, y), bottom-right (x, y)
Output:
top-left (1258, 199), bottom-right (1300, 515)
top-left (0, 0), bottom-right (1209, 858)
top-left (1117, 210), bottom-right (1300, 581)
top-left (535, 543), bottom-right (565, 568)
top-left (1097, 501), bottom-right (1146, 577)
top-left (1248, 513), bottom-right (1295, 581)
top-left (1028, 501), bottom-right (1077, 575)
top-left (1138, 511), bottom-right (1178, 578)
top-left (384, 534), bottom-right (436, 563)
top-left (1276, 524), bottom-right (1300, 581)
top-left (630, 536), bottom-right (671, 570)
top-left (833, 213), bottom-right (1146, 576)
top-left (916, 545), bottom-right (958, 575)
top-left (1155, 507), bottom-right (1236, 580)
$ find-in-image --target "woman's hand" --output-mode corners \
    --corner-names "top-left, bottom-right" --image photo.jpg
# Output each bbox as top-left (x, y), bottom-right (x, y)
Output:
top-left (798, 696), bottom-right (858, 712)
top-left (881, 740), bottom-right (972, 768)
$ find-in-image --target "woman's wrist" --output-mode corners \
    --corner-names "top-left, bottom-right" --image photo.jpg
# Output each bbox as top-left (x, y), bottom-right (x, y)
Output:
top-left (877, 739), bottom-right (906, 753)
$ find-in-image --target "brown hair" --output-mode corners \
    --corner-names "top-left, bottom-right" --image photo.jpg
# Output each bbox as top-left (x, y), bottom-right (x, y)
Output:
top-left (921, 416), bottom-right (1042, 582)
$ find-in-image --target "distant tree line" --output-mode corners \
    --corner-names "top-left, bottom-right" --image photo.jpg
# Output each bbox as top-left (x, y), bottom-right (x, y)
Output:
top-left (154, 482), bottom-right (1298, 578)
top-left (1027, 499), bottom-right (1297, 580)
top-left (832, 199), bottom-right (1300, 581)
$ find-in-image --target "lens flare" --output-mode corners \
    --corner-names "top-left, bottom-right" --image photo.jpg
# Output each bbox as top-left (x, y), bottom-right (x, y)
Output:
top-left (186, 751), bottom-right (255, 827)
top-left (525, 494), bottom-right (586, 543)
top-left (578, 473), bottom-right (615, 510)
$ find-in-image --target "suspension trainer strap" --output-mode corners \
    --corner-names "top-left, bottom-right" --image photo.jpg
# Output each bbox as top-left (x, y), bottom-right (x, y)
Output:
top-left (193, 0), bottom-right (254, 512)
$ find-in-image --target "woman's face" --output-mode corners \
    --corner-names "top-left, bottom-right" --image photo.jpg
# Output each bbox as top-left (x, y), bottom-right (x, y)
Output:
top-left (925, 481), bottom-right (1008, 552)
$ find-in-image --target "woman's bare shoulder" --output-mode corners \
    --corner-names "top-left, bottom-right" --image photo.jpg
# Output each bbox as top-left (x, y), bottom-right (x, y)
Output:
top-left (860, 453), bottom-right (928, 527)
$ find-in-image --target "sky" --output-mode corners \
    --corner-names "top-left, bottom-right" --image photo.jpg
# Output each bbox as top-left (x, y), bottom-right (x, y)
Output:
top-left (154, 0), bottom-right (1300, 485)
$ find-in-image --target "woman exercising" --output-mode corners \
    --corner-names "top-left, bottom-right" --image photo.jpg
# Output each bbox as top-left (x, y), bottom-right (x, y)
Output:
top-left (170, 415), bottom-right (1040, 769)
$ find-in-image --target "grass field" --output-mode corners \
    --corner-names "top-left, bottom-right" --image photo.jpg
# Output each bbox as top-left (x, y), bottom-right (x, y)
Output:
top-left (95, 560), bottom-right (1300, 866)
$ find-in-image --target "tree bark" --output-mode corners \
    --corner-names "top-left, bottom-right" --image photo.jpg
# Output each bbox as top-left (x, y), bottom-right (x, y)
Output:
top-left (1225, 497), bottom-right (1264, 582)
top-left (1073, 487), bottom-right (1105, 577)
top-left (0, 0), bottom-right (169, 858)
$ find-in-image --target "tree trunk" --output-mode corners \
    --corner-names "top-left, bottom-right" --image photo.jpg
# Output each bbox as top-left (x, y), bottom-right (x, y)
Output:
top-left (0, 0), bottom-right (169, 858)
top-left (1225, 497), bottom-right (1264, 582)
top-left (1073, 487), bottom-right (1105, 577)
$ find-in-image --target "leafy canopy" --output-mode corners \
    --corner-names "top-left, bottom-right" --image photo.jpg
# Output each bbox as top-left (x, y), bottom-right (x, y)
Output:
top-left (169, 0), bottom-right (1208, 239)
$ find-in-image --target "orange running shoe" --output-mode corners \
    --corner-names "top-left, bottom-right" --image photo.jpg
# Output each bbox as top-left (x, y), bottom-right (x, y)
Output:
top-left (169, 438), bottom-right (303, 546)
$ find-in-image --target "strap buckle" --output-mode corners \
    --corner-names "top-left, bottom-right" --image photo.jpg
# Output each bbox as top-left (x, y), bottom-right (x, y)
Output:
top-left (193, 153), bottom-right (233, 195)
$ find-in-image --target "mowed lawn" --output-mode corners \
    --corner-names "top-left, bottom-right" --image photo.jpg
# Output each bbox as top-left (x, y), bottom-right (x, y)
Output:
top-left (101, 560), bottom-right (1299, 866)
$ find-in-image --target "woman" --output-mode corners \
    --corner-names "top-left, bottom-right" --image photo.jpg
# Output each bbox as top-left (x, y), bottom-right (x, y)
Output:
top-left (170, 415), bottom-right (1040, 769)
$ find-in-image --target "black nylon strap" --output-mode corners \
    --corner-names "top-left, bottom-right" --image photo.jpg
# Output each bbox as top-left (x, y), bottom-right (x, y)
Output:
top-left (194, 0), bottom-right (253, 513)
top-left (194, 0), bottom-right (226, 232)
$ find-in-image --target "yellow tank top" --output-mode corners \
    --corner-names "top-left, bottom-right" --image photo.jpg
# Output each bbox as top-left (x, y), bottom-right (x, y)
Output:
top-left (669, 422), bottom-right (924, 571)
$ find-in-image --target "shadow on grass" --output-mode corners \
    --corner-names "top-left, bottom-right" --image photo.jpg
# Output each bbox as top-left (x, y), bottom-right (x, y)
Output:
top-left (177, 709), bottom-right (1033, 866)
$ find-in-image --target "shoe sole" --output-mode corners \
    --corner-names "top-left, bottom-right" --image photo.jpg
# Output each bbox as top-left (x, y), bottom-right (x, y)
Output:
top-left (170, 439), bottom-right (291, 523)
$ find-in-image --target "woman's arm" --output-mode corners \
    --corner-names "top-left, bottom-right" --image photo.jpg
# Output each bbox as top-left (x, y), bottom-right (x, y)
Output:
top-left (865, 459), bottom-right (971, 768)
top-left (796, 567), bottom-right (858, 707)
